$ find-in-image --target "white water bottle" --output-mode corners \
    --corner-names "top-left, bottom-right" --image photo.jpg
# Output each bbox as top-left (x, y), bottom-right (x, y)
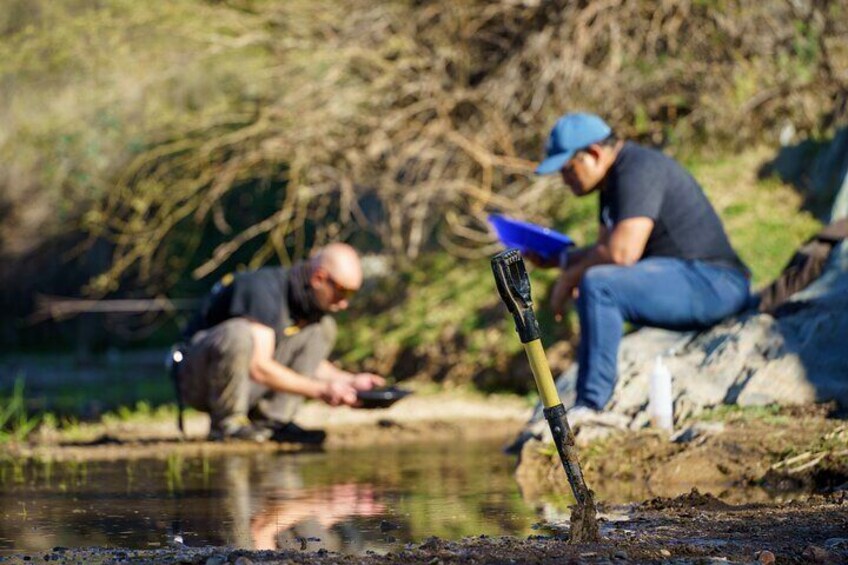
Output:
top-left (649, 356), bottom-right (674, 431)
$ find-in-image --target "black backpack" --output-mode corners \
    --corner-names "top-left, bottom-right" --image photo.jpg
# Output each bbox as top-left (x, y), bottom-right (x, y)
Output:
top-left (757, 218), bottom-right (848, 316)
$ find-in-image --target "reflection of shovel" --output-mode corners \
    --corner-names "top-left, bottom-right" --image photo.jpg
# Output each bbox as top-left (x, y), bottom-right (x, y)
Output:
top-left (491, 249), bottom-right (600, 543)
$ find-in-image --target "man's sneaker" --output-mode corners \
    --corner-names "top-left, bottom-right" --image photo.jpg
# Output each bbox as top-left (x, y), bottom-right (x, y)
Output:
top-left (504, 405), bottom-right (630, 453)
top-left (254, 420), bottom-right (327, 445)
top-left (208, 416), bottom-right (272, 443)
top-left (566, 405), bottom-right (601, 426)
top-left (567, 405), bottom-right (630, 429)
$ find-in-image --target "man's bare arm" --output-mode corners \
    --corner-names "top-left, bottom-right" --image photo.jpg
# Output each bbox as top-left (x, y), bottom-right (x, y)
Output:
top-left (246, 321), bottom-right (357, 405)
top-left (550, 218), bottom-right (653, 319)
top-left (565, 218), bottom-right (652, 275)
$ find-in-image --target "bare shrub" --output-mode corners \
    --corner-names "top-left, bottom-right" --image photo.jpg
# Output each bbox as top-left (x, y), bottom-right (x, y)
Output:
top-left (3, 0), bottom-right (846, 294)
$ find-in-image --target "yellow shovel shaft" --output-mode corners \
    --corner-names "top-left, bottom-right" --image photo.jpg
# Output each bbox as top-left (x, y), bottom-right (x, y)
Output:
top-left (522, 339), bottom-right (560, 408)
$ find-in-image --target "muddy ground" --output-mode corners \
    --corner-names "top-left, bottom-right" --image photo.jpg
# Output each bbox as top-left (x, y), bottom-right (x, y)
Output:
top-left (518, 404), bottom-right (848, 505)
top-left (2, 491), bottom-right (846, 564)
top-left (3, 397), bottom-right (848, 564)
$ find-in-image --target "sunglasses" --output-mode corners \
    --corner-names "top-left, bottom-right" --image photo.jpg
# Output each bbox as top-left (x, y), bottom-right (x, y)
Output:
top-left (326, 273), bottom-right (357, 300)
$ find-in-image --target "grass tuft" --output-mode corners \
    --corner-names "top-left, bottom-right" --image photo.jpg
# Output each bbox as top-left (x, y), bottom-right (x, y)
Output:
top-left (0, 377), bottom-right (42, 443)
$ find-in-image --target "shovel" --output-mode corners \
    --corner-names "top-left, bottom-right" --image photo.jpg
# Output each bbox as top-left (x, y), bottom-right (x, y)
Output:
top-left (491, 249), bottom-right (600, 543)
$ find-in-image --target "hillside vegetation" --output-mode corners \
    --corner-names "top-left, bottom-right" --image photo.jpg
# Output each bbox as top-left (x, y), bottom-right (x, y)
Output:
top-left (0, 0), bottom-right (844, 361)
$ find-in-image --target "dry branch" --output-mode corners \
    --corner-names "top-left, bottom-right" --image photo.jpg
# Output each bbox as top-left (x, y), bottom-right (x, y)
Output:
top-left (79, 0), bottom-right (847, 294)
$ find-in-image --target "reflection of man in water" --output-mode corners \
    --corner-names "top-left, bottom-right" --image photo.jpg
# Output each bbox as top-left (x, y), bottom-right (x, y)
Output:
top-left (251, 483), bottom-right (385, 551)
top-left (178, 243), bottom-right (385, 442)
top-left (221, 456), bottom-right (384, 552)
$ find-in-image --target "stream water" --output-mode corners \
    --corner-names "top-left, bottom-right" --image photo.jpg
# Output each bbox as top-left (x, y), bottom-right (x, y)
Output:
top-left (0, 439), bottom-right (560, 555)
top-left (0, 435), bottom-right (803, 556)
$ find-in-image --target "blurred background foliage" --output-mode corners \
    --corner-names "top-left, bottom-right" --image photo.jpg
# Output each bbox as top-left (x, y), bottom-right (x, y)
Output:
top-left (0, 0), bottom-right (846, 398)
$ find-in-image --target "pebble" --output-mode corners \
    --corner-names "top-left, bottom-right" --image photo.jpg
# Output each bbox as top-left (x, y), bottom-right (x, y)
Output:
top-left (755, 549), bottom-right (775, 564)
top-left (660, 549), bottom-right (671, 557)
top-left (420, 537), bottom-right (441, 550)
top-left (234, 557), bottom-right (254, 565)
top-left (802, 545), bottom-right (830, 562)
top-left (380, 519), bottom-right (400, 532)
top-left (205, 556), bottom-right (227, 565)
top-left (825, 537), bottom-right (848, 549)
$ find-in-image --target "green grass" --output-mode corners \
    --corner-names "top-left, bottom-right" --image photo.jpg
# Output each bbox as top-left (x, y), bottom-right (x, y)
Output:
top-left (101, 400), bottom-right (182, 426)
top-left (0, 377), bottom-right (42, 443)
top-left (687, 147), bottom-right (822, 287)
top-left (697, 403), bottom-right (789, 426)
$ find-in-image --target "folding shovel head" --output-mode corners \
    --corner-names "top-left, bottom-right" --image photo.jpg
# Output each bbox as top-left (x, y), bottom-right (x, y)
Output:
top-left (491, 249), bottom-right (531, 311)
top-left (490, 249), bottom-right (539, 344)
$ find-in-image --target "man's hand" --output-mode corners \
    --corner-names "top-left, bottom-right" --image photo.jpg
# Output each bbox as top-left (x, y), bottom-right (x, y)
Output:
top-left (550, 268), bottom-right (581, 322)
top-left (350, 373), bottom-right (386, 391)
top-left (320, 381), bottom-right (359, 406)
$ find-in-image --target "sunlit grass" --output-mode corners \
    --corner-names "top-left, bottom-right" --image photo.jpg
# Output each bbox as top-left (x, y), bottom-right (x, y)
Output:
top-left (101, 401), bottom-right (180, 425)
top-left (698, 403), bottom-right (788, 426)
top-left (0, 377), bottom-right (42, 443)
top-left (688, 146), bottom-right (822, 286)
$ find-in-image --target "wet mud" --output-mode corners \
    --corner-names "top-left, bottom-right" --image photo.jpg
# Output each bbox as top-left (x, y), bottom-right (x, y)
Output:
top-left (565, 501), bottom-right (600, 545)
top-left (2, 491), bottom-right (847, 564)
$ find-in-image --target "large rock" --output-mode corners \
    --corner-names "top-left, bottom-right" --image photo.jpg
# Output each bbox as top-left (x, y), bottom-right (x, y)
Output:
top-left (513, 240), bottom-right (848, 447)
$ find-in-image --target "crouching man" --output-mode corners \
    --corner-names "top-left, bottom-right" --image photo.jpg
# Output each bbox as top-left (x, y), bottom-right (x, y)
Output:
top-left (177, 243), bottom-right (384, 443)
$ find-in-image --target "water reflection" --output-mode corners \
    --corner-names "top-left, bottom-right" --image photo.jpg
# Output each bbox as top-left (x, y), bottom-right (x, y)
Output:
top-left (0, 439), bottom-right (539, 555)
top-left (219, 456), bottom-right (386, 551)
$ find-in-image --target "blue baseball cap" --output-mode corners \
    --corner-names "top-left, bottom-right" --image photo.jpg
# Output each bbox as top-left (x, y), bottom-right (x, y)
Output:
top-left (535, 112), bottom-right (612, 175)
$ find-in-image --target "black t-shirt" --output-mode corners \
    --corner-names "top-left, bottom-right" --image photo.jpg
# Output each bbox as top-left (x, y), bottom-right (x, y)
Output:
top-left (599, 142), bottom-right (748, 274)
top-left (185, 267), bottom-right (294, 342)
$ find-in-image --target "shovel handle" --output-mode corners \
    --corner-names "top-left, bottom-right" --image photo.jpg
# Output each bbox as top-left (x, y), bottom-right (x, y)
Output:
top-left (544, 404), bottom-right (593, 507)
top-left (491, 249), bottom-right (598, 519)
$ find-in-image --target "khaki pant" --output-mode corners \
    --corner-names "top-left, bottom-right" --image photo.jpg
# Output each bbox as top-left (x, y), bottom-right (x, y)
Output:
top-left (178, 316), bottom-right (337, 430)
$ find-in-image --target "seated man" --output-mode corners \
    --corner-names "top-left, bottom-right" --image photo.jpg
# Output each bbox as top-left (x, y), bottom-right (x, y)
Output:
top-left (531, 112), bottom-right (751, 418)
top-left (177, 242), bottom-right (384, 442)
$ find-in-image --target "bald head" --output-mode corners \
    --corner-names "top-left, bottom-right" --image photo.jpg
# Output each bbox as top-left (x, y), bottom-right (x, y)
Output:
top-left (306, 243), bottom-right (363, 312)
top-left (311, 243), bottom-right (363, 290)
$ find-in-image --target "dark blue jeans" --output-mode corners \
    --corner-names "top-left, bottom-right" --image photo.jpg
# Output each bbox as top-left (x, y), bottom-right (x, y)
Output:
top-left (574, 257), bottom-right (750, 410)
